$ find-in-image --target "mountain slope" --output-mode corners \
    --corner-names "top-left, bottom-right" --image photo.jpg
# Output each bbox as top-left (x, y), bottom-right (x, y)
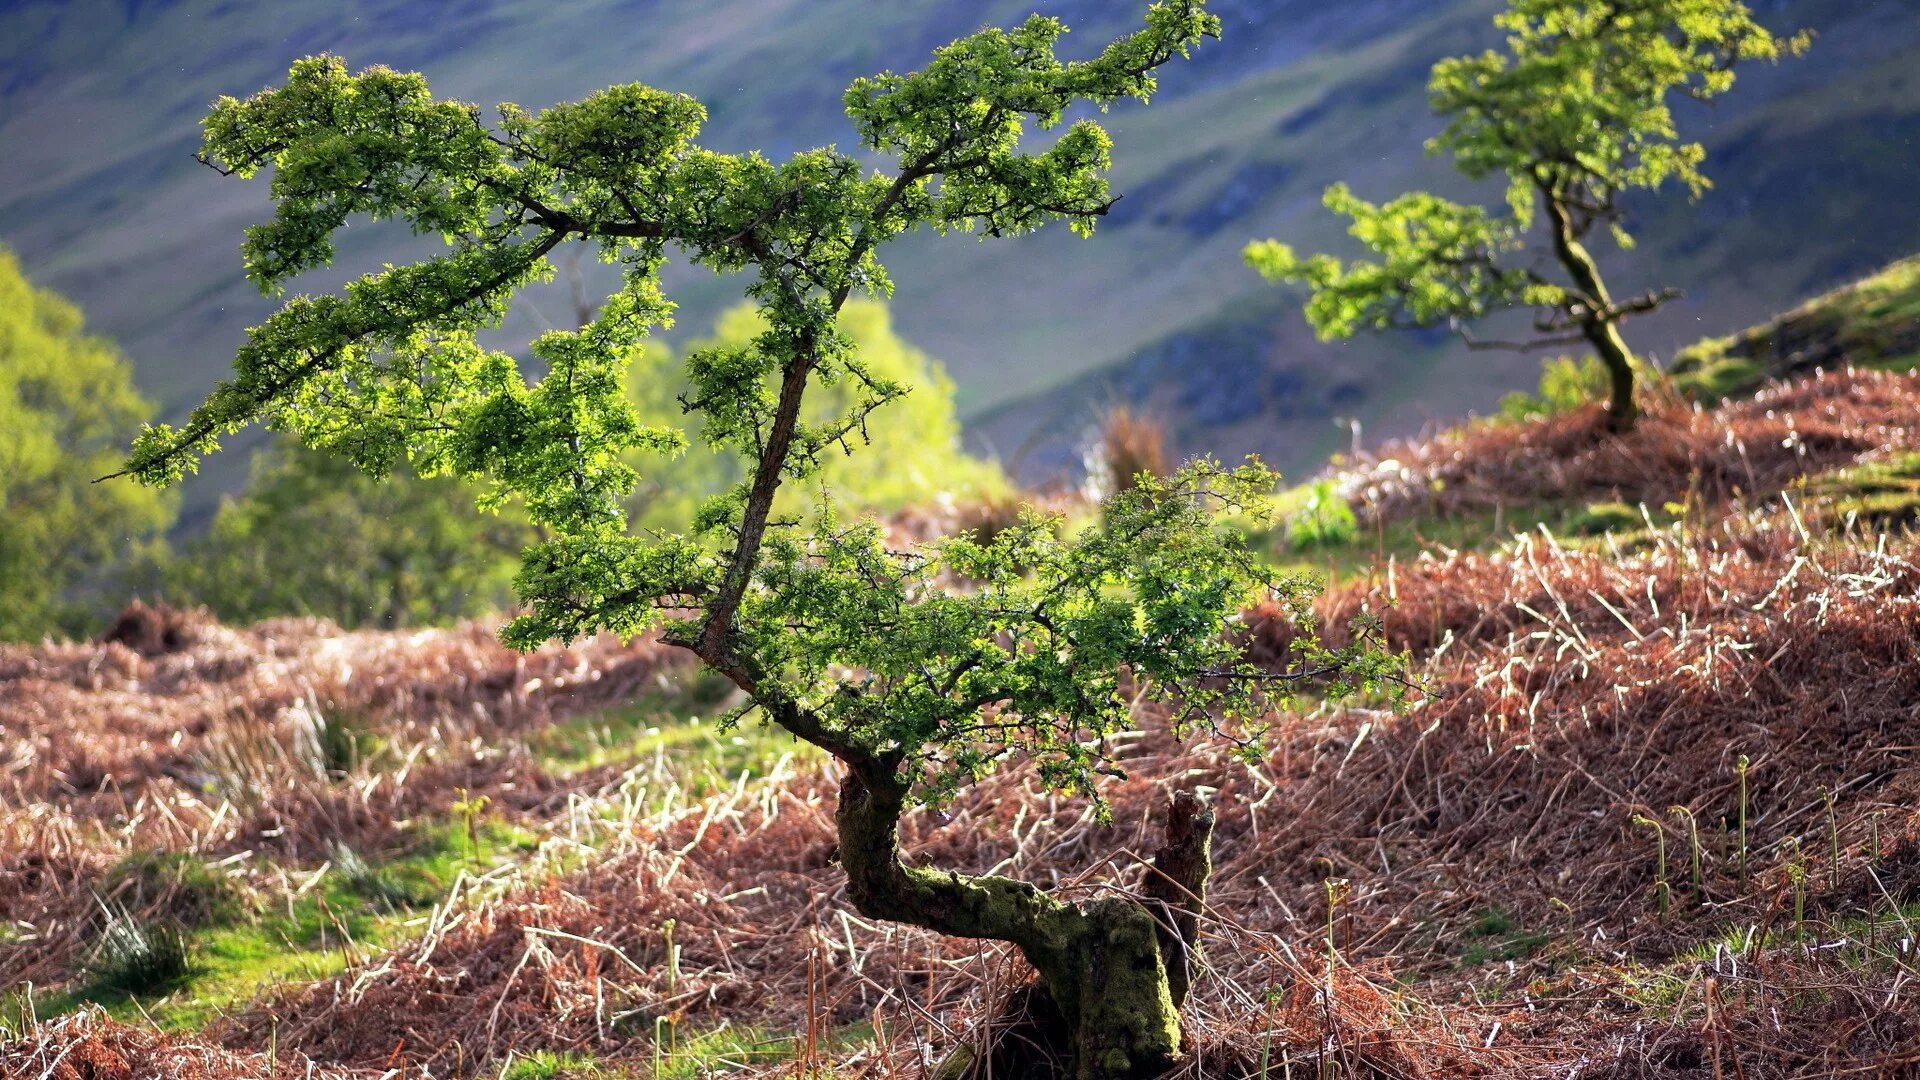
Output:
top-left (3, 0), bottom-right (1917, 509)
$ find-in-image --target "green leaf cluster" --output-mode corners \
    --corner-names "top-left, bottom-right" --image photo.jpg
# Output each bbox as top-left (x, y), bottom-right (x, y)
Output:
top-left (1246, 0), bottom-right (1807, 378)
top-left (623, 299), bottom-right (1006, 533)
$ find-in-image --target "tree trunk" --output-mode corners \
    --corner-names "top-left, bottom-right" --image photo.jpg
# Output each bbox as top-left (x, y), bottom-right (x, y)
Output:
top-left (1541, 183), bottom-right (1639, 431)
top-left (836, 771), bottom-right (1215, 1080)
top-left (1584, 317), bottom-right (1639, 433)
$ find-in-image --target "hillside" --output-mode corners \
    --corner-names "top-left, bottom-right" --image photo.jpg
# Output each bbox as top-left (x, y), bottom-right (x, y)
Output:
top-left (1672, 256), bottom-right (1920, 400)
top-left (9, 354), bottom-right (1920, 1076)
top-left (4, 0), bottom-right (1920, 512)
top-left (9, 265), bottom-right (1920, 1064)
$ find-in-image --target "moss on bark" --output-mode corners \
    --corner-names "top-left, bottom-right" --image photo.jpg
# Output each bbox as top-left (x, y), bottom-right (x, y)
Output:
top-left (836, 771), bottom-right (1211, 1080)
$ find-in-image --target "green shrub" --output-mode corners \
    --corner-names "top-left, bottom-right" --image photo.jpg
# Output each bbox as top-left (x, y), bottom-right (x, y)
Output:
top-left (1497, 356), bottom-right (1614, 423)
top-left (1286, 479), bottom-right (1359, 549)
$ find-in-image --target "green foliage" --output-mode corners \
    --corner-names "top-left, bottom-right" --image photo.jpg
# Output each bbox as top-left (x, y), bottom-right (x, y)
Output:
top-left (1246, 185), bottom-right (1554, 338)
top-left (0, 245), bottom-right (175, 640)
top-left (122, 12), bottom-right (1400, 1060)
top-left (1427, 0), bottom-right (1804, 207)
top-left (117, 2), bottom-right (1349, 805)
top-left (1284, 479), bottom-right (1359, 550)
top-left (625, 300), bottom-right (1004, 532)
top-left (165, 440), bottom-right (532, 628)
top-left (1496, 355), bottom-right (1613, 423)
top-left (1247, 0), bottom-right (1807, 419)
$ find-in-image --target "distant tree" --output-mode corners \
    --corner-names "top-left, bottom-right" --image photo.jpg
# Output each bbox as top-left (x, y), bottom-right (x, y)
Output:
top-left (1246, 0), bottom-right (1808, 430)
top-left (167, 440), bottom-right (531, 629)
top-left (115, 8), bottom-right (1393, 1073)
top-left (625, 298), bottom-right (1004, 532)
top-left (0, 245), bottom-right (175, 641)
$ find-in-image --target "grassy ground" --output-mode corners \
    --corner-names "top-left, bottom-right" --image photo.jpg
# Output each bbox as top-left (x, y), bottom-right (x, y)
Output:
top-left (2, 657), bottom-right (817, 1043)
top-left (30, 818), bottom-right (536, 1032)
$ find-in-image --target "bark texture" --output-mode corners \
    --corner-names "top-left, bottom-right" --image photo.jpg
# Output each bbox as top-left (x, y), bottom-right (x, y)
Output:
top-left (840, 772), bottom-right (1216, 1080)
top-left (1543, 184), bottom-right (1640, 431)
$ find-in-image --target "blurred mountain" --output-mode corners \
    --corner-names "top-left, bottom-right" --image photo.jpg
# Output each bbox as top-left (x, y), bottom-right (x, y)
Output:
top-left (3, 0), bottom-right (1917, 511)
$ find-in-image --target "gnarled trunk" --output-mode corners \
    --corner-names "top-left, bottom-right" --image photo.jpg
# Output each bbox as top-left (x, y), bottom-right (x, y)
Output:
top-left (1541, 182), bottom-right (1639, 432)
top-left (837, 770), bottom-right (1215, 1080)
top-left (1584, 317), bottom-right (1639, 433)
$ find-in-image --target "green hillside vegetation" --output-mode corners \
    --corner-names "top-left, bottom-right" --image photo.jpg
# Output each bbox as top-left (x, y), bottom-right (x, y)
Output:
top-left (1672, 256), bottom-right (1920, 400)
top-left (6, 1), bottom-right (1920, 502)
top-left (163, 441), bottom-right (535, 630)
top-left (0, 245), bottom-right (174, 641)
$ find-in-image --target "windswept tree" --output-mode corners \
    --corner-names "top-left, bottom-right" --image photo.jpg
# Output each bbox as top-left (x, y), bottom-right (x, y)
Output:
top-left (112, 6), bottom-right (1393, 1074)
top-left (1246, 0), bottom-right (1807, 430)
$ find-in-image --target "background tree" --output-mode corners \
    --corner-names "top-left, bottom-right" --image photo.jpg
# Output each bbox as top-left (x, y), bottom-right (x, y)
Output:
top-left (112, 6), bottom-right (1395, 1073)
top-left (0, 245), bottom-right (175, 641)
top-left (625, 298), bottom-right (1004, 532)
top-left (1245, 0), bottom-right (1807, 430)
top-left (166, 439), bottom-right (532, 628)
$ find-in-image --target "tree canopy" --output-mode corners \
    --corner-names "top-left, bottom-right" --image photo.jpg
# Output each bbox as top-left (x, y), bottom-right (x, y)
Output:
top-left (0, 245), bottom-right (175, 641)
top-left (625, 299), bottom-right (1004, 532)
top-left (1246, 0), bottom-right (1807, 428)
top-left (121, 5), bottom-right (1396, 1072)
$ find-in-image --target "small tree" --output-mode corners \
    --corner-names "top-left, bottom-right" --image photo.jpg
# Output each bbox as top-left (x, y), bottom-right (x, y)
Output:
top-left (1245, 0), bottom-right (1807, 431)
top-left (114, 7), bottom-right (1392, 1073)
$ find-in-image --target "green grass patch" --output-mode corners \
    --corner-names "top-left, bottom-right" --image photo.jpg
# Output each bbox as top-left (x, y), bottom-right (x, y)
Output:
top-left (488, 1024), bottom-right (876, 1080)
top-left (654, 1022), bottom-right (873, 1080)
top-left (31, 670), bottom-right (830, 1033)
top-left (1672, 256), bottom-right (1920, 402)
top-left (1458, 908), bottom-right (1549, 967)
top-left (500, 1050), bottom-right (619, 1080)
top-left (1259, 497), bottom-right (1669, 583)
top-left (533, 672), bottom-right (818, 796)
top-left (40, 818), bottom-right (535, 1031)
top-left (1802, 452), bottom-right (1920, 528)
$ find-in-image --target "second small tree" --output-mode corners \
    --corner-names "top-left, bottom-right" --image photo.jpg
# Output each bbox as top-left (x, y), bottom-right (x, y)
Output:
top-left (1246, 0), bottom-right (1806, 431)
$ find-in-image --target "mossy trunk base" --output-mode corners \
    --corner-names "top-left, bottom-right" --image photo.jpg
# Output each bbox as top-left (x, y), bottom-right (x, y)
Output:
top-left (844, 779), bottom-right (1214, 1080)
top-left (939, 898), bottom-right (1181, 1080)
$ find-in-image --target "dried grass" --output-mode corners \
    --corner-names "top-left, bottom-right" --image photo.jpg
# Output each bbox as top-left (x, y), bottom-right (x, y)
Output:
top-left (0, 1007), bottom-right (380, 1080)
top-left (1340, 368), bottom-right (1920, 524)
top-left (11, 372), bottom-right (1920, 1077)
top-left (155, 513), bottom-right (1915, 1078)
top-left (0, 606), bottom-right (684, 990)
